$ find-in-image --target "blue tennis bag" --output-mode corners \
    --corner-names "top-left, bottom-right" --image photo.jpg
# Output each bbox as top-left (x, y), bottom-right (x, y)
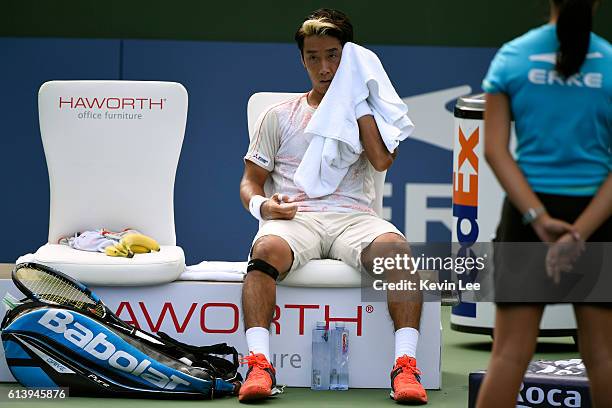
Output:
top-left (1, 301), bottom-right (242, 398)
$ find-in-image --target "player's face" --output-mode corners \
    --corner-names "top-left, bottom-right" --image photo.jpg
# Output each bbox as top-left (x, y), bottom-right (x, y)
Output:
top-left (301, 35), bottom-right (342, 96)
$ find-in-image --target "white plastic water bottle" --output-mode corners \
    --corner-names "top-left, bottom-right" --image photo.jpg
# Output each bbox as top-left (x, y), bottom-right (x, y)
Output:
top-left (311, 321), bottom-right (330, 390)
top-left (330, 322), bottom-right (349, 390)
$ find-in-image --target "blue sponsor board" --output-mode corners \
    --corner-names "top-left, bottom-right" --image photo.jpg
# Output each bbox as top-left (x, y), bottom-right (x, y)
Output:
top-left (0, 38), bottom-right (120, 262)
top-left (469, 360), bottom-right (591, 407)
top-left (0, 38), bottom-right (496, 263)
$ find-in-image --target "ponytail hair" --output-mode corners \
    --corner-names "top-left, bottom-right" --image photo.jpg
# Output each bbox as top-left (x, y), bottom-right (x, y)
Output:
top-left (553, 0), bottom-right (594, 77)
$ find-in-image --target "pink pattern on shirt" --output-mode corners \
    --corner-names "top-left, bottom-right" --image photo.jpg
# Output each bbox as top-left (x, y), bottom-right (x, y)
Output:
top-left (264, 93), bottom-right (376, 214)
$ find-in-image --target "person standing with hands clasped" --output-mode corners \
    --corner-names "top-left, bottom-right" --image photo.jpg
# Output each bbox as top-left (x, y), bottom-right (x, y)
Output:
top-left (476, 0), bottom-right (612, 407)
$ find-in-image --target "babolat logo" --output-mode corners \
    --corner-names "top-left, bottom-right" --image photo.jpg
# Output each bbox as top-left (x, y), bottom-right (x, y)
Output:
top-left (453, 126), bottom-right (479, 245)
top-left (517, 382), bottom-right (582, 407)
top-left (58, 97), bottom-right (165, 110)
top-left (37, 309), bottom-right (190, 390)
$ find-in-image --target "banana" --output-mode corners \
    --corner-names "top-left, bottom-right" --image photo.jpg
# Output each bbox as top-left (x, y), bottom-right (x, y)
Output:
top-left (105, 243), bottom-right (134, 258)
top-left (129, 244), bottom-right (150, 254)
top-left (105, 245), bottom-right (122, 257)
top-left (121, 233), bottom-right (160, 252)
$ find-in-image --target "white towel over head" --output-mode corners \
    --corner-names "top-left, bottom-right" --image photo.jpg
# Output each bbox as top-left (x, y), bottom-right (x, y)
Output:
top-left (293, 42), bottom-right (414, 198)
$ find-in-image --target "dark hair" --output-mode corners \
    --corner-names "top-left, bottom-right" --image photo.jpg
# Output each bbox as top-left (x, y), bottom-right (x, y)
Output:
top-left (552, 0), bottom-right (595, 77)
top-left (294, 8), bottom-right (354, 56)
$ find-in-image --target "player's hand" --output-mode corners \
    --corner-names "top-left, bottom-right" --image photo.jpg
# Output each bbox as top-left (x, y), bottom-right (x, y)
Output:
top-left (532, 213), bottom-right (577, 243)
top-left (261, 193), bottom-right (297, 220)
top-left (545, 232), bottom-right (585, 284)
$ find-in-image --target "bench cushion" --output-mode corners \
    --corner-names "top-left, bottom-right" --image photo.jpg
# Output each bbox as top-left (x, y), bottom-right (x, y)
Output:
top-left (27, 244), bottom-right (185, 286)
top-left (279, 259), bottom-right (362, 287)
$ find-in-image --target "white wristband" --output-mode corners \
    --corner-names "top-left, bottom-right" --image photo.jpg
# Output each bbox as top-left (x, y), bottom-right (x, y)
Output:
top-left (249, 195), bottom-right (268, 221)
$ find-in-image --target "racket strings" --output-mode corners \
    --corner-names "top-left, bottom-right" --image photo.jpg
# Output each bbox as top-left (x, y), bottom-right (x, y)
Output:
top-left (16, 267), bottom-right (103, 317)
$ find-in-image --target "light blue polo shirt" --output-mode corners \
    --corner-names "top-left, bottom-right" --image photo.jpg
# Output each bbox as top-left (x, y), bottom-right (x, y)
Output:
top-left (482, 24), bottom-right (611, 196)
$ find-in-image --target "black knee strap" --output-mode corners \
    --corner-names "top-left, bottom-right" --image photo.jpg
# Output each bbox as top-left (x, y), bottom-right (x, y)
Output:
top-left (247, 258), bottom-right (279, 281)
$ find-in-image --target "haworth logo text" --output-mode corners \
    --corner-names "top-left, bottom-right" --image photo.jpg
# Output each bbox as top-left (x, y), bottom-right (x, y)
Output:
top-left (115, 301), bottom-right (364, 336)
top-left (59, 97), bottom-right (165, 110)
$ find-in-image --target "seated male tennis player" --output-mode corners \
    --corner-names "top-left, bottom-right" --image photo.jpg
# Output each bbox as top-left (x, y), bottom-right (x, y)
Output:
top-left (238, 8), bottom-right (427, 404)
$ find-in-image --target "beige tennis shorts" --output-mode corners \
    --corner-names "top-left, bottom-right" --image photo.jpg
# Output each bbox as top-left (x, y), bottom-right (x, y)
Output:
top-left (251, 212), bottom-right (405, 280)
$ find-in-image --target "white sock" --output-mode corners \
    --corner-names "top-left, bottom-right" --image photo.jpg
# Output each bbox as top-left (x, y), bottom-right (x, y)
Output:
top-left (245, 327), bottom-right (271, 361)
top-left (395, 327), bottom-right (419, 360)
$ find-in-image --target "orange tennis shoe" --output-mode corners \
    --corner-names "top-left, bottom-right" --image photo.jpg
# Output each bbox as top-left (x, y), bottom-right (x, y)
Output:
top-left (390, 355), bottom-right (428, 404)
top-left (238, 352), bottom-right (276, 402)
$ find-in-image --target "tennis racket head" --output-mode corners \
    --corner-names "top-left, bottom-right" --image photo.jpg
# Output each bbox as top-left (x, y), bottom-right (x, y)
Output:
top-left (12, 262), bottom-right (106, 319)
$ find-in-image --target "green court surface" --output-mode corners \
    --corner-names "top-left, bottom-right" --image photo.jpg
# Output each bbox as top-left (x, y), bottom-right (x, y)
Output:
top-left (0, 306), bottom-right (578, 407)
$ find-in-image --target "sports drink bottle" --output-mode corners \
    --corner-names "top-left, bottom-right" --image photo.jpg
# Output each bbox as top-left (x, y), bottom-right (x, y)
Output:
top-left (330, 322), bottom-right (349, 390)
top-left (311, 321), bottom-right (330, 390)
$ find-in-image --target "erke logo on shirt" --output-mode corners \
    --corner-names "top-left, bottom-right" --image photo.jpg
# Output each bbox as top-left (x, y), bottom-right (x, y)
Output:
top-left (527, 52), bottom-right (603, 88)
top-left (252, 152), bottom-right (270, 166)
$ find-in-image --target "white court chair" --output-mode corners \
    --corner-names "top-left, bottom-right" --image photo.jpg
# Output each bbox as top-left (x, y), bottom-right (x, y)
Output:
top-left (246, 92), bottom-right (387, 287)
top-left (21, 81), bottom-right (187, 286)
